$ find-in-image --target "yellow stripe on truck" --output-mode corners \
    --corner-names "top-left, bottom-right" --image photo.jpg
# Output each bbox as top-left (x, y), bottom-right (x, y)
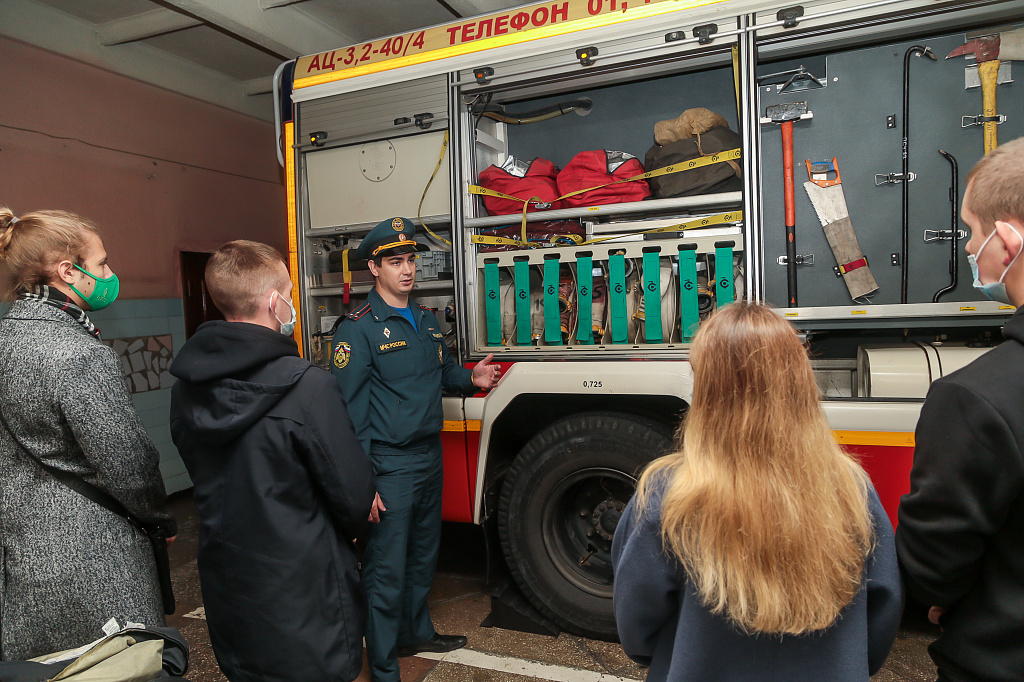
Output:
top-left (442, 420), bottom-right (483, 432)
top-left (284, 120), bottom-right (303, 358)
top-left (294, 0), bottom-right (725, 89)
top-left (833, 430), bottom-right (915, 447)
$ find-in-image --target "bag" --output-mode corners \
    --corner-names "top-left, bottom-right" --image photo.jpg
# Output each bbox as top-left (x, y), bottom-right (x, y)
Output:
top-left (556, 150), bottom-right (650, 207)
top-left (0, 408), bottom-right (175, 616)
top-left (644, 126), bottom-right (743, 199)
top-left (0, 626), bottom-right (188, 681)
top-left (478, 157), bottom-right (564, 216)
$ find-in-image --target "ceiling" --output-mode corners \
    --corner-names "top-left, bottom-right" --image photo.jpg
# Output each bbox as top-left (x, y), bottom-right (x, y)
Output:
top-left (2, 0), bottom-right (527, 121)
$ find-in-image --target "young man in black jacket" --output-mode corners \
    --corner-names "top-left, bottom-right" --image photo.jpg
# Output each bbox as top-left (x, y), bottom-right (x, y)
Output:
top-left (170, 241), bottom-right (375, 682)
top-left (896, 137), bottom-right (1024, 682)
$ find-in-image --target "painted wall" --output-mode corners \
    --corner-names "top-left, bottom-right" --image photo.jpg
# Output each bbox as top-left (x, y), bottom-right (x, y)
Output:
top-left (0, 36), bottom-right (287, 294)
top-left (1, 37), bottom-right (289, 493)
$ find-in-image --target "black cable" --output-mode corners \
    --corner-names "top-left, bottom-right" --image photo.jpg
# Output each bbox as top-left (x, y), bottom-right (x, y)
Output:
top-left (434, 0), bottom-right (462, 18)
top-left (1, 123), bottom-right (282, 186)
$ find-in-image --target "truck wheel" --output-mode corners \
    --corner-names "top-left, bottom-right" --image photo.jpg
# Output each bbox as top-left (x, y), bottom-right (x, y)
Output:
top-left (498, 411), bottom-right (673, 640)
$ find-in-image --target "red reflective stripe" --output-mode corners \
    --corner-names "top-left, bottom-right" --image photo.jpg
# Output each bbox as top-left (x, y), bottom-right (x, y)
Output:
top-left (840, 257), bottom-right (868, 274)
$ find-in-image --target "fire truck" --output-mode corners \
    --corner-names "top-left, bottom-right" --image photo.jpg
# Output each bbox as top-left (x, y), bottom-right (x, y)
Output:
top-left (274, 0), bottom-right (1023, 640)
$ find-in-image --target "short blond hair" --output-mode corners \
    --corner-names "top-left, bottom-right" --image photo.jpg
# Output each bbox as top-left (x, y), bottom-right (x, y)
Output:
top-left (0, 207), bottom-right (99, 300)
top-left (965, 137), bottom-right (1024, 232)
top-left (205, 240), bottom-right (288, 319)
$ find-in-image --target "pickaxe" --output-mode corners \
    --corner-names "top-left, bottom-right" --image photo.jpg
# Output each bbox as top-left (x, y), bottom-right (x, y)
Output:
top-left (947, 29), bottom-right (1024, 155)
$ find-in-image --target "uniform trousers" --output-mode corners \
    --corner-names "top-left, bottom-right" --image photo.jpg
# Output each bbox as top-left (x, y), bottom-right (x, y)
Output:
top-left (364, 437), bottom-right (443, 682)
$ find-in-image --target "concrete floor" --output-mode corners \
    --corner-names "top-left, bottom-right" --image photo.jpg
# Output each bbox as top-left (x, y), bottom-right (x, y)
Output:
top-left (164, 491), bottom-right (941, 682)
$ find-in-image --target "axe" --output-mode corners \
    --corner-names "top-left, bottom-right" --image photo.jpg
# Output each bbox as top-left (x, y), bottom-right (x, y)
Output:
top-left (947, 28), bottom-right (1024, 154)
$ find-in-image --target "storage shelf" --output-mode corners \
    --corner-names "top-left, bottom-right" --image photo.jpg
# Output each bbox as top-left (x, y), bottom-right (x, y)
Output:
top-left (779, 301), bottom-right (1015, 330)
top-left (463, 192), bottom-right (742, 229)
top-left (309, 279), bottom-right (455, 297)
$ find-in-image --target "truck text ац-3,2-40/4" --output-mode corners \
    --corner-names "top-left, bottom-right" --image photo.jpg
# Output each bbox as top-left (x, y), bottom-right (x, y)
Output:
top-left (274, 0), bottom-right (1023, 640)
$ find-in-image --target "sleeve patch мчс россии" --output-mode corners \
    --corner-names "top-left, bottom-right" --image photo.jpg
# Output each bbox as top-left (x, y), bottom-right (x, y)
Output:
top-left (333, 341), bottom-right (352, 369)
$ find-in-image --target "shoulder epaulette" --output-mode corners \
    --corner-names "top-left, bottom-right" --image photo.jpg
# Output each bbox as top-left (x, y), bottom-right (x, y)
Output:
top-left (347, 303), bottom-right (371, 320)
top-left (418, 303), bottom-right (433, 312)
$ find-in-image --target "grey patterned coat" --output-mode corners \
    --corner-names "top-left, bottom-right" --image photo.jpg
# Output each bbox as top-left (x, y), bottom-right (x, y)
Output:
top-left (0, 300), bottom-right (176, 661)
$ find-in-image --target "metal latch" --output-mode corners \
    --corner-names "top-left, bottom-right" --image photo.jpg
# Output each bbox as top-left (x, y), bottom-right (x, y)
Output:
top-left (414, 113), bottom-right (434, 129)
top-left (691, 23), bottom-right (718, 45)
top-left (776, 5), bottom-right (804, 28)
top-left (924, 229), bottom-right (967, 242)
top-left (473, 66), bottom-right (494, 85)
top-left (962, 114), bottom-right (1007, 128)
top-left (875, 172), bottom-right (917, 186)
top-left (778, 254), bottom-right (813, 266)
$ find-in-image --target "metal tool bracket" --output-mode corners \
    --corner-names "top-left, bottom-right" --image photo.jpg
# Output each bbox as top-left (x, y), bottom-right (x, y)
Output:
top-left (924, 229), bottom-right (967, 242)
top-left (874, 171), bottom-right (917, 186)
top-left (758, 111), bottom-right (814, 124)
top-left (777, 254), bottom-right (813, 266)
top-left (962, 114), bottom-right (1007, 128)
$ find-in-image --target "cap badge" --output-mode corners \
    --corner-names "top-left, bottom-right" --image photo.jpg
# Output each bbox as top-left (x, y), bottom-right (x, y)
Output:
top-left (391, 218), bottom-right (403, 231)
top-left (398, 234), bottom-right (407, 241)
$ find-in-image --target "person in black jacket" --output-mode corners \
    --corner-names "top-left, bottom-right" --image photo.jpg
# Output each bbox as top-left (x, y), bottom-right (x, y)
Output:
top-left (169, 240), bottom-right (375, 682)
top-left (896, 137), bottom-right (1024, 682)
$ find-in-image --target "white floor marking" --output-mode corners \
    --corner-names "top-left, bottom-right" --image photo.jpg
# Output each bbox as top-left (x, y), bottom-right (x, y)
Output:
top-left (416, 648), bottom-right (637, 682)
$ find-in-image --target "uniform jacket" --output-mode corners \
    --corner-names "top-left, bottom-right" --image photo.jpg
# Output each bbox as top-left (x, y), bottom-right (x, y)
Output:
top-left (331, 288), bottom-right (476, 453)
top-left (612, 480), bottom-right (902, 681)
top-left (0, 300), bottom-right (174, 661)
top-left (896, 308), bottom-right (1024, 682)
top-left (169, 321), bottom-right (375, 682)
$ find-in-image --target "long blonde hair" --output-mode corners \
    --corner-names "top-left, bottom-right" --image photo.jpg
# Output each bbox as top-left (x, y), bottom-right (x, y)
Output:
top-left (0, 207), bottom-right (99, 300)
top-left (635, 303), bottom-right (873, 635)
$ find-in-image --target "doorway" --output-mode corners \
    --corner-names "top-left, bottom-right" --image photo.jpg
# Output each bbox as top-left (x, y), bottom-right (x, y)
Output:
top-left (180, 251), bottom-right (224, 338)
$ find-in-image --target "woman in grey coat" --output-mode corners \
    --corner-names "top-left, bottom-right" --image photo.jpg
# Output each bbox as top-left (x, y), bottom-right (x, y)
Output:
top-left (0, 207), bottom-right (176, 661)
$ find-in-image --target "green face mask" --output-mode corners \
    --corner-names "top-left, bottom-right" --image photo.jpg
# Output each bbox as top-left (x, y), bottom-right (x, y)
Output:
top-left (70, 263), bottom-right (120, 311)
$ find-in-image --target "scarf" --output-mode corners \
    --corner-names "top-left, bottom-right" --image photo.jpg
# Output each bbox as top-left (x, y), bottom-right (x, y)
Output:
top-left (19, 285), bottom-right (101, 339)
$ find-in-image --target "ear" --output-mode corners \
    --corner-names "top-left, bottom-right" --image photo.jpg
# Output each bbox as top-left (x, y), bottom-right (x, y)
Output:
top-left (367, 259), bottom-right (380, 277)
top-left (55, 259), bottom-right (77, 285)
top-left (995, 221), bottom-right (1024, 266)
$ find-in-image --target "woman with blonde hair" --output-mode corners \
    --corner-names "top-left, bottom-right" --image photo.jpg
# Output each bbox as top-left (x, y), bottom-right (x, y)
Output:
top-left (0, 207), bottom-right (175, 660)
top-left (612, 302), bottom-right (901, 680)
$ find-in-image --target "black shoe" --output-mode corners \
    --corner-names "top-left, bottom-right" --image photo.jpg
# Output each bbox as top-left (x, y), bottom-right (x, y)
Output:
top-left (396, 634), bottom-right (468, 657)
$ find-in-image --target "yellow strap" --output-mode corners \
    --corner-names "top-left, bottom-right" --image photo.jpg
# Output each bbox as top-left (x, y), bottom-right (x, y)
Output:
top-left (416, 130), bottom-right (453, 246)
top-left (732, 45), bottom-right (741, 125)
top-left (467, 147), bottom-right (742, 207)
top-left (342, 248), bottom-right (351, 286)
top-left (470, 232), bottom-right (586, 248)
top-left (471, 234), bottom-right (535, 247)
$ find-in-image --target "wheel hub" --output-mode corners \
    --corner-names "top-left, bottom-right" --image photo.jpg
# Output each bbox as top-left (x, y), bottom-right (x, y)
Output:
top-left (591, 499), bottom-right (626, 541)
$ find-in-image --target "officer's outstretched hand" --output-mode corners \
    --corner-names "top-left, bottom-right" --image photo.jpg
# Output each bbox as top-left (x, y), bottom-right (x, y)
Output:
top-left (472, 353), bottom-right (502, 390)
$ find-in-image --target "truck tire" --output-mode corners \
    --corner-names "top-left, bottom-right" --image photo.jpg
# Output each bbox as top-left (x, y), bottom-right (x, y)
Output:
top-left (498, 411), bottom-right (674, 640)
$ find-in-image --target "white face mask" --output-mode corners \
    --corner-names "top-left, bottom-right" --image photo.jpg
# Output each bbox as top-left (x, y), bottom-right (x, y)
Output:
top-left (968, 223), bottom-right (1022, 305)
top-left (271, 291), bottom-right (296, 336)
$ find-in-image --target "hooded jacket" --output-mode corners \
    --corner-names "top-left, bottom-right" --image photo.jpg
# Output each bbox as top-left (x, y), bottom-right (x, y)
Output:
top-left (897, 307), bottom-right (1024, 682)
top-left (170, 321), bottom-right (375, 682)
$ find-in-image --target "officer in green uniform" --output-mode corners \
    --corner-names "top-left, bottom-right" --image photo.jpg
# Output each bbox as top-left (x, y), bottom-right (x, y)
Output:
top-left (331, 217), bottom-right (500, 682)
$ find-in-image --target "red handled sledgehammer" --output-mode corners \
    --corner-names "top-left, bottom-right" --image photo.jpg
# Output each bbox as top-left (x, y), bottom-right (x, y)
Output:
top-left (765, 102), bottom-right (808, 307)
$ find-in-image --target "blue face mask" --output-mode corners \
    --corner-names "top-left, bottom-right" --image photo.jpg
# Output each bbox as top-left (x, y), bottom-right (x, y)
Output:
top-left (272, 291), bottom-right (296, 336)
top-left (969, 224), bottom-right (1022, 305)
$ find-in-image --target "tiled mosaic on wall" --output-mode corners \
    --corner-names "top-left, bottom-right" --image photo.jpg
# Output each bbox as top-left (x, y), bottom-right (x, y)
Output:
top-left (102, 335), bottom-right (175, 394)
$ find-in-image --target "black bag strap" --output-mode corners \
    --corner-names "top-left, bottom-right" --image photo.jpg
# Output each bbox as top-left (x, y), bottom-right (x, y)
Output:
top-left (0, 405), bottom-right (142, 530)
top-left (0, 404), bottom-right (176, 614)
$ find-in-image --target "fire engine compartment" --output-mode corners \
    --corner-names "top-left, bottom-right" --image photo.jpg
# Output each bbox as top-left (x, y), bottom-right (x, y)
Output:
top-left (292, 0), bottom-right (1023, 384)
